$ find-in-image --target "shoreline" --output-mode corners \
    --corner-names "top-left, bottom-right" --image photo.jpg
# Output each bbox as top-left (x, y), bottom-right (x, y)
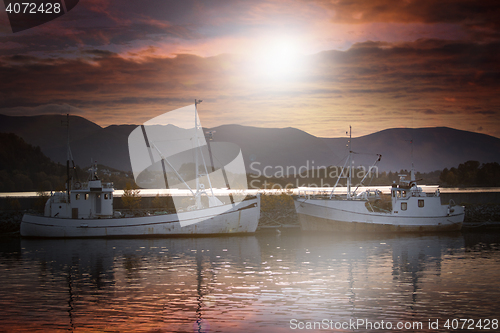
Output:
top-left (2, 203), bottom-right (500, 236)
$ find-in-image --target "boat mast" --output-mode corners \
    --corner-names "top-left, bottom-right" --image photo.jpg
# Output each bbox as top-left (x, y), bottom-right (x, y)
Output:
top-left (61, 113), bottom-right (74, 203)
top-left (66, 114), bottom-right (70, 202)
top-left (194, 100), bottom-right (217, 203)
top-left (194, 99), bottom-right (203, 208)
top-left (195, 100), bottom-right (200, 207)
top-left (62, 112), bottom-right (78, 202)
top-left (410, 139), bottom-right (415, 181)
top-left (406, 138), bottom-right (415, 181)
top-left (347, 125), bottom-right (352, 199)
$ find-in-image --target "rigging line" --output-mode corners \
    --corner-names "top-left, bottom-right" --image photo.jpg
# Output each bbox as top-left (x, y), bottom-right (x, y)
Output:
top-left (329, 155), bottom-right (350, 199)
top-left (195, 135), bottom-right (216, 199)
top-left (194, 100), bottom-right (215, 198)
top-left (327, 153), bottom-right (348, 169)
top-left (198, 144), bottom-right (215, 197)
top-left (322, 128), bottom-right (353, 174)
top-left (352, 154), bottom-right (382, 195)
top-left (315, 132), bottom-right (348, 167)
top-left (150, 142), bottom-right (196, 197)
top-left (140, 125), bottom-right (155, 165)
top-left (351, 151), bottom-right (381, 156)
top-left (334, 154), bottom-right (349, 168)
top-left (206, 140), bottom-right (235, 205)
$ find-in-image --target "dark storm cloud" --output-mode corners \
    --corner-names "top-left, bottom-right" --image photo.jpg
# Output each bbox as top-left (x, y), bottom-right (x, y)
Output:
top-left (0, 0), bottom-right (208, 56)
top-left (469, 110), bottom-right (497, 115)
top-left (84, 49), bottom-right (116, 57)
top-left (329, 39), bottom-right (500, 90)
top-left (313, 0), bottom-right (500, 41)
top-left (0, 51), bottom-right (240, 124)
top-left (1, 38), bottom-right (499, 130)
top-left (414, 109), bottom-right (456, 115)
top-left (315, 0), bottom-right (499, 23)
top-left (0, 0), bottom-right (302, 57)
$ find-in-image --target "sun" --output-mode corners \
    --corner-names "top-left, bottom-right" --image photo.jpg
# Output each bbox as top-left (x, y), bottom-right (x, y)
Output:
top-left (251, 37), bottom-right (302, 78)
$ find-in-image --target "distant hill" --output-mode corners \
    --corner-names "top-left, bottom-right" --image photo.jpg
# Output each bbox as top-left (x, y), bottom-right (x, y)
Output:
top-left (0, 132), bottom-right (134, 192)
top-left (0, 114), bottom-right (134, 172)
top-left (1, 114), bottom-right (499, 173)
top-left (0, 114), bottom-right (102, 148)
top-left (0, 132), bottom-right (67, 191)
top-left (321, 127), bottom-right (500, 173)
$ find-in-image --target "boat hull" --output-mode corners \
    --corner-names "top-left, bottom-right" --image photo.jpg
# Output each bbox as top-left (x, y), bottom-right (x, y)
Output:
top-left (295, 199), bottom-right (464, 233)
top-left (21, 197), bottom-right (260, 238)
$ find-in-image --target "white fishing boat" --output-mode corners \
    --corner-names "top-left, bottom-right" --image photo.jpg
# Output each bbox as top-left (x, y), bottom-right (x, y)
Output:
top-left (21, 102), bottom-right (260, 237)
top-left (294, 127), bottom-right (464, 232)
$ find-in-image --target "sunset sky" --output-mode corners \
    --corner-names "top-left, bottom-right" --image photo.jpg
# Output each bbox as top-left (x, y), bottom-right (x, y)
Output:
top-left (0, 0), bottom-right (499, 138)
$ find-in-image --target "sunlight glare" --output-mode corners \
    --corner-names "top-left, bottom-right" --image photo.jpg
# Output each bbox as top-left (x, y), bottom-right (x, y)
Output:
top-left (253, 37), bottom-right (302, 78)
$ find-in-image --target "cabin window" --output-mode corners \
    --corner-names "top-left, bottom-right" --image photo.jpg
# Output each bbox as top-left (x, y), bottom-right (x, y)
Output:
top-left (418, 199), bottom-right (424, 208)
top-left (76, 194), bottom-right (80, 200)
top-left (84, 194), bottom-right (89, 200)
top-left (401, 202), bottom-right (407, 211)
top-left (392, 191), bottom-right (395, 198)
top-left (402, 191), bottom-right (407, 198)
top-left (104, 193), bottom-right (109, 200)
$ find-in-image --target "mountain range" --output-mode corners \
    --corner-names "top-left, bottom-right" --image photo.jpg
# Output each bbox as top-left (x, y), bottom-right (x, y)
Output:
top-left (1, 114), bottom-right (499, 174)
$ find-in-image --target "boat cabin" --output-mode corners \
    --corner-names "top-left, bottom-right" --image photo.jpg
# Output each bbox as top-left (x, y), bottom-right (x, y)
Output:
top-left (44, 164), bottom-right (114, 219)
top-left (390, 175), bottom-right (443, 216)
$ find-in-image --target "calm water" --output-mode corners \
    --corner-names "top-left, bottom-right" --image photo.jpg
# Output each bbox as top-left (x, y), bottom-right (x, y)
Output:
top-left (1, 231), bottom-right (500, 333)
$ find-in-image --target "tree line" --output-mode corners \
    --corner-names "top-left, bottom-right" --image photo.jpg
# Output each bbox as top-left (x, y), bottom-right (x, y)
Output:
top-left (1, 133), bottom-right (499, 192)
top-left (439, 160), bottom-right (500, 187)
top-left (246, 162), bottom-right (499, 189)
top-left (0, 133), bottom-right (135, 192)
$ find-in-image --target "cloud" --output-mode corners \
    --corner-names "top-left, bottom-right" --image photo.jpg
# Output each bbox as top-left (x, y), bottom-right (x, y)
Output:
top-left (0, 104), bottom-right (86, 116)
top-left (0, 37), bottom-right (499, 137)
top-left (0, 0), bottom-right (319, 57)
top-left (313, 0), bottom-right (500, 41)
top-left (313, 0), bottom-right (499, 25)
top-left (3, 0), bottom-right (490, 62)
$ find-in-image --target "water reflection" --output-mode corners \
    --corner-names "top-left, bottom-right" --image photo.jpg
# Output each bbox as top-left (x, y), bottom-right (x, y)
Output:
top-left (0, 232), bottom-right (498, 332)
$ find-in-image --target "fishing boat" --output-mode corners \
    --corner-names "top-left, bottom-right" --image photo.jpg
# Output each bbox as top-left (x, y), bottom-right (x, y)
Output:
top-left (294, 127), bottom-right (464, 232)
top-left (21, 101), bottom-right (260, 237)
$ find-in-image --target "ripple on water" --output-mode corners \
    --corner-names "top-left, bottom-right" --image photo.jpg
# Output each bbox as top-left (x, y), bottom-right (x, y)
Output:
top-left (0, 233), bottom-right (499, 332)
